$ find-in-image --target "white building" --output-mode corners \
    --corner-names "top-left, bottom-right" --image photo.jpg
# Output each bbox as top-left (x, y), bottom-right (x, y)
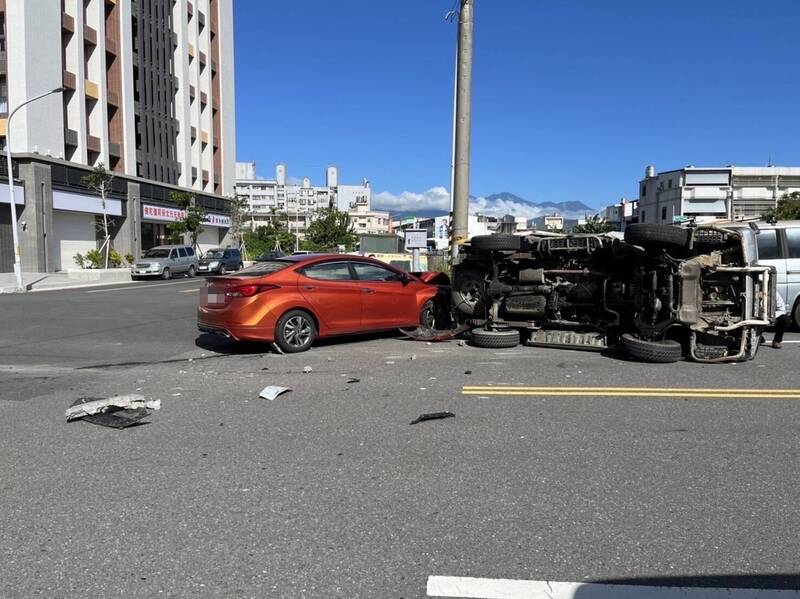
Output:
top-left (235, 162), bottom-right (389, 238)
top-left (1, 0), bottom-right (237, 272)
top-left (635, 165), bottom-right (800, 225)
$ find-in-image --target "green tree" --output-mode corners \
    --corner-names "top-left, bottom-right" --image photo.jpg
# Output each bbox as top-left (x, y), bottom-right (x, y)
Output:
top-left (226, 193), bottom-right (251, 256)
top-left (572, 215), bottom-right (616, 234)
top-left (762, 191), bottom-right (800, 222)
top-left (167, 191), bottom-right (206, 252)
top-left (304, 207), bottom-right (357, 251)
top-left (242, 222), bottom-right (296, 257)
top-left (82, 163), bottom-right (114, 268)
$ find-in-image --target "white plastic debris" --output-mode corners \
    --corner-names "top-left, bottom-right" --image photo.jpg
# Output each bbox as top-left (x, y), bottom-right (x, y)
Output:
top-left (65, 394), bottom-right (161, 421)
top-left (259, 386), bottom-right (291, 401)
top-left (410, 354), bottom-right (417, 361)
top-left (303, 366), bottom-right (312, 373)
top-left (386, 361), bottom-right (395, 365)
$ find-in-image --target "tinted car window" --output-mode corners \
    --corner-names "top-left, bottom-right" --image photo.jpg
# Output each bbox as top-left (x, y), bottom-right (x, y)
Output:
top-left (302, 262), bottom-right (354, 281)
top-left (169, 249), bottom-right (178, 259)
top-left (143, 249), bottom-right (169, 258)
top-left (757, 229), bottom-right (780, 260)
top-left (230, 250), bottom-right (240, 258)
top-left (786, 228), bottom-right (800, 259)
top-left (205, 249), bottom-right (224, 258)
top-left (352, 263), bottom-right (403, 282)
top-left (186, 247), bottom-right (195, 256)
top-left (178, 248), bottom-right (188, 258)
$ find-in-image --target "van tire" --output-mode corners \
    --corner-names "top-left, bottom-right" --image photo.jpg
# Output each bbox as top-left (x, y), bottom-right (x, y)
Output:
top-left (792, 299), bottom-right (800, 329)
top-left (161, 268), bottom-right (171, 280)
top-left (624, 224), bottom-right (691, 249)
top-left (187, 265), bottom-right (196, 278)
top-left (470, 328), bottom-right (520, 348)
top-left (620, 334), bottom-right (682, 363)
top-left (237, 262), bottom-right (244, 271)
top-left (471, 234), bottom-right (521, 251)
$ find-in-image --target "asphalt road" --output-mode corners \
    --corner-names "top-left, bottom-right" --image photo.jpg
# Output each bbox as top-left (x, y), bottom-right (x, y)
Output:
top-left (1, 280), bottom-right (800, 598)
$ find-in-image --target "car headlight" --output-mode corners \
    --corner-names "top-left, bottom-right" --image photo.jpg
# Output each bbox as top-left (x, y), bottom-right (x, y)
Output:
top-left (209, 261), bottom-right (220, 268)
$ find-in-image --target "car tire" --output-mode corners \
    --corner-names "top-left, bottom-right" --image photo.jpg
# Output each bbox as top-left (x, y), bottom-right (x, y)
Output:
top-left (793, 299), bottom-right (800, 329)
top-left (470, 328), bottom-right (520, 348)
top-left (471, 234), bottom-right (521, 251)
top-left (131, 275), bottom-right (140, 281)
top-left (161, 268), bottom-right (171, 280)
top-left (624, 224), bottom-right (691, 249)
top-left (188, 265), bottom-right (196, 278)
top-left (452, 269), bottom-right (485, 316)
top-left (237, 262), bottom-right (244, 271)
top-left (620, 334), bottom-right (682, 363)
top-left (219, 264), bottom-right (227, 275)
top-left (275, 310), bottom-right (317, 353)
top-left (420, 300), bottom-right (437, 329)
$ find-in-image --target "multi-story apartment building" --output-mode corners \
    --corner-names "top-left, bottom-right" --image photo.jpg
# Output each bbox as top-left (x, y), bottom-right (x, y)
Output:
top-left (0, 0), bottom-right (235, 272)
top-left (235, 162), bottom-right (389, 238)
top-left (634, 165), bottom-right (800, 225)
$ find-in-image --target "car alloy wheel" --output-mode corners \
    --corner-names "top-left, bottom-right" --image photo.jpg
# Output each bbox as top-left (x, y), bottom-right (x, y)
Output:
top-left (162, 268), bottom-right (171, 280)
top-left (219, 264), bottom-right (227, 275)
top-left (276, 310), bottom-right (317, 353)
top-left (188, 265), bottom-right (196, 278)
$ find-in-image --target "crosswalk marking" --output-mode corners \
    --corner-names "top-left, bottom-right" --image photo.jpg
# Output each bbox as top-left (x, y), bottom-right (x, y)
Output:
top-left (427, 576), bottom-right (800, 598)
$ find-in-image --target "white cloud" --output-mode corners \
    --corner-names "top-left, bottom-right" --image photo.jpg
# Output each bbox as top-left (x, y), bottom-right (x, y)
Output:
top-left (375, 186), bottom-right (552, 219)
top-left (373, 186), bottom-right (451, 213)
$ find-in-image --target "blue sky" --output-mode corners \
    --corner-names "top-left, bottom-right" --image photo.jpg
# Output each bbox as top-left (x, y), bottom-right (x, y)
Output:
top-left (234, 0), bottom-right (800, 213)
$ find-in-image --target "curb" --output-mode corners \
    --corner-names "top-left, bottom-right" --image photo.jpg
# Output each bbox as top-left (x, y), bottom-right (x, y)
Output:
top-left (0, 279), bottom-right (141, 294)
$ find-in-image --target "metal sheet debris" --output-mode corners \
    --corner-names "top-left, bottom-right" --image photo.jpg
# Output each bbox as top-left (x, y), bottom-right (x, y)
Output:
top-left (303, 366), bottom-right (313, 373)
top-left (400, 324), bottom-right (471, 342)
top-left (410, 411), bottom-right (455, 425)
top-left (66, 395), bottom-right (161, 429)
top-left (346, 378), bottom-right (360, 384)
top-left (259, 386), bottom-right (291, 401)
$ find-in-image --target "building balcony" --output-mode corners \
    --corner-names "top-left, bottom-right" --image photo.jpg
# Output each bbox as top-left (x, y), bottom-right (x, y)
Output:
top-left (190, 126), bottom-right (197, 140)
top-left (189, 84), bottom-right (195, 100)
top-left (188, 43), bottom-right (195, 60)
top-left (202, 169), bottom-right (209, 182)
top-left (108, 142), bottom-right (121, 158)
top-left (107, 89), bottom-right (120, 107)
top-left (187, 1), bottom-right (194, 17)
top-left (211, 58), bottom-right (218, 73)
top-left (199, 51), bottom-right (207, 68)
top-left (84, 79), bottom-right (100, 100)
top-left (84, 24), bottom-right (98, 46)
top-left (0, 51), bottom-right (6, 75)
top-left (62, 70), bottom-right (77, 90)
top-left (62, 13), bottom-right (75, 33)
top-left (198, 11), bottom-right (206, 29)
top-left (200, 91), bottom-right (207, 106)
top-left (86, 134), bottom-right (101, 153)
top-left (64, 128), bottom-right (79, 147)
top-left (192, 167), bottom-right (198, 180)
top-left (201, 130), bottom-right (209, 145)
top-left (105, 36), bottom-right (117, 55)
top-left (0, 118), bottom-right (6, 137)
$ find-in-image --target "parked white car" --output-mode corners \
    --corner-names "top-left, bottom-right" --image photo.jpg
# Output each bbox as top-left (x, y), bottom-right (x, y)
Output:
top-left (131, 245), bottom-right (199, 280)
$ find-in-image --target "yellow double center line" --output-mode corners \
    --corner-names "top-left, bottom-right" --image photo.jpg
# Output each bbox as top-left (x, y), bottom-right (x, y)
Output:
top-left (463, 386), bottom-right (800, 400)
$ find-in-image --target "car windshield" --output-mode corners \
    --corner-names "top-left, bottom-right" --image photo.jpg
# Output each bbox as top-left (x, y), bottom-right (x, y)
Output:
top-left (143, 249), bottom-right (170, 258)
top-left (235, 260), bottom-right (292, 277)
top-left (205, 249), bottom-right (225, 258)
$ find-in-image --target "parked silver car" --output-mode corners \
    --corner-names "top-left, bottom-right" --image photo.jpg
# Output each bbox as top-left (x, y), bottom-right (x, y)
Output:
top-left (131, 245), bottom-right (199, 280)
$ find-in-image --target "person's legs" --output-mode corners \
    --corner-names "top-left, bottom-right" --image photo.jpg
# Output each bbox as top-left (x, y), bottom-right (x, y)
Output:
top-left (772, 314), bottom-right (789, 348)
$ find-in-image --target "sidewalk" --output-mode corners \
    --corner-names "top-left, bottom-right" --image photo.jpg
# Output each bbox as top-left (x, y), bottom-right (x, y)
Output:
top-left (0, 269), bottom-right (133, 293)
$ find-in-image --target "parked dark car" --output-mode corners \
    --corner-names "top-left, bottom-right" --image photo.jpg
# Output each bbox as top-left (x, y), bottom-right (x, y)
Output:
top-left (254, 251), bottom-right (285, 261)
top-left (198, 248), bottom-right (243, 275)
top-left (452, 223), bottom-right (776, 363)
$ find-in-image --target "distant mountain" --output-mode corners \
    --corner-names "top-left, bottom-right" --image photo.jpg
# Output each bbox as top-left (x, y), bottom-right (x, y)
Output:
top-left (484, 192), bottom-right (594, 215)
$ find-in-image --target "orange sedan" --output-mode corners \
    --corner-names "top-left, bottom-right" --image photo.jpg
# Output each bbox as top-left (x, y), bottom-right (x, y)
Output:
top-left (197, 254), bottom-right (444, 353)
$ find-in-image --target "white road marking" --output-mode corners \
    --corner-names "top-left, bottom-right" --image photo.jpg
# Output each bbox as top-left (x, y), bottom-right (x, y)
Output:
top-left (426, 576), bottom-right (800, 598)
top-left (180, 288), bottom-right (200, 293)
top-left (87, 280), bottom-right (201, 293)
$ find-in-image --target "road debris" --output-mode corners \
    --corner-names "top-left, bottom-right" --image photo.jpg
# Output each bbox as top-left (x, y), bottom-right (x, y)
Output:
top-left (272, 342), bottom-right (285, 355)
top-left (303, 366), bottom-right (313, 373)
top-left (464, 370), bottom-right (472, 375)
top-left (66, 395), bottom-right (161, 429)
top-left (410, 354), bottom-right (417, 361)
top-left (410, 411), bottom-right (455, 425)
top-left (346, 377), bottom-right (360, 384)
top-left (259, 386), bottom-right (291, 401)
top-left (386, 361), bottom-right (395, 365)
top-left (458, 340), bottom-right (467, 347)
top-left (400, 324), bottom-right (472, 342)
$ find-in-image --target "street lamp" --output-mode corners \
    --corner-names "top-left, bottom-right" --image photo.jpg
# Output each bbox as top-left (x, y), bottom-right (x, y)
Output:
top-left (6, 86), bottom-right (65, 291)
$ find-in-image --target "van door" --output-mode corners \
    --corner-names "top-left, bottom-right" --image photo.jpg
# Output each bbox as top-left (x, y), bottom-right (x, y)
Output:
top-left (784, 227), bottom-right (800, 316)
top-left (756, 228), bottom-right (787, 300)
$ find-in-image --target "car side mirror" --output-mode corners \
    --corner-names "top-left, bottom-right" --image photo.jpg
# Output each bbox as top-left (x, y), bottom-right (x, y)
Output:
top-left (401, 272), bottom-right (410, 285)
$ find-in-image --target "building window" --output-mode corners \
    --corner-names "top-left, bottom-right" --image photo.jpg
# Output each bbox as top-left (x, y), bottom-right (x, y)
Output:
top-left (668, 179), bottom-right (673, 189)
top-left (641, 185), bottom-right (646, 197)
top-left (661, 206), bottom-right (667, 221)
top-left (640, 211), bottom-right (646, 222)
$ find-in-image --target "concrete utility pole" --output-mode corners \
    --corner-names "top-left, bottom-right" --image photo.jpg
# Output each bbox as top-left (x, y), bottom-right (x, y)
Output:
top-left (450, 0), bottom-right (474, 262)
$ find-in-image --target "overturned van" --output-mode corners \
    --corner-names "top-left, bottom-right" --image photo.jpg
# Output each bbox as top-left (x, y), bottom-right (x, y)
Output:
top-left (451, 223), bottom-right (776, 363)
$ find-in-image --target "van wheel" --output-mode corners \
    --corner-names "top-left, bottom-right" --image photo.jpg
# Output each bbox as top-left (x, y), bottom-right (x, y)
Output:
top-left (620, 334), bottom-right (682, 363)
top-left (470, 328), bottom-right (520, 348)
top-left (275, 310), bottom-right (317, 353)
top-left (161, 268), bottom-right (171, 280)
top-left (187, 265), bottom-right (196, 278)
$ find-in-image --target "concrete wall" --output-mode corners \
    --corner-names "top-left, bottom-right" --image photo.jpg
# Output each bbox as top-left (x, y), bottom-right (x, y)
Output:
top-left (6, 0), bottom-right (65, 156)
top-left (52, 211), bottom-right (96, 271)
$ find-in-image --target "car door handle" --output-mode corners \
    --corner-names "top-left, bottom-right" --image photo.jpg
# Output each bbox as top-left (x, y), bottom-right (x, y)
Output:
top-left (302, 285), bottom-right (315, 290)
top-left (361, 288), bottom-right (375, 294)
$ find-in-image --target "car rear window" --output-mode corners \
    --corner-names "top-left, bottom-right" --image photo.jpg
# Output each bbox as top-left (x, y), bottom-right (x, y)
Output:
top-left (787, 228), bottom-right (800, 259)
top-left (235, 261), bottom-right (292, 277)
